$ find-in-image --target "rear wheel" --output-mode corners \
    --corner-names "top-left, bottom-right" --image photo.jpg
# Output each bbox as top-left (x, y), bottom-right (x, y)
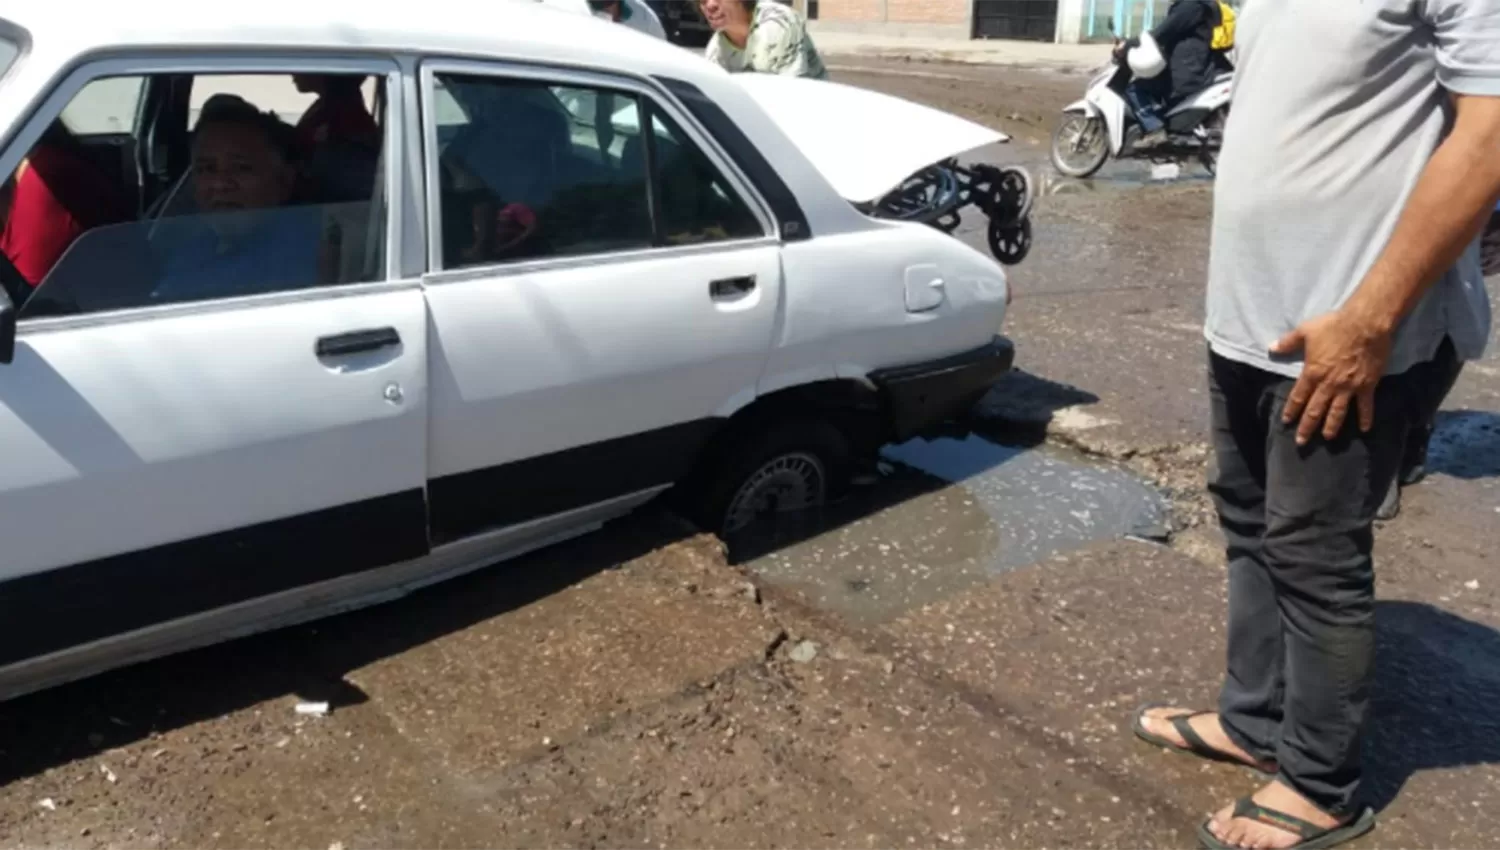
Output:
top-left (689, 418), bottom-right (853, 537)
top-left (1050, 113), bottom-right (1110, 179)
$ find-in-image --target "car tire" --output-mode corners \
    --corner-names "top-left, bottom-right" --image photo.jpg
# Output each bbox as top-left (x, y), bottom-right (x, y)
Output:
top-left (688, 418), bottom-right (853, 537)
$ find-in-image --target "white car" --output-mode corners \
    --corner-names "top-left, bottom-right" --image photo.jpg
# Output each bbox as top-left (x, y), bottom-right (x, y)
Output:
top-left (0, 0), bottom-right (1022, 699)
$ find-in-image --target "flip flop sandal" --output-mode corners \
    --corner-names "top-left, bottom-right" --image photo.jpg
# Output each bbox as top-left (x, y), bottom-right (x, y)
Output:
top-left (1132, 703), bottom-right (1277, 776)
top-left (1197, 798), bottom-right (1376, 850)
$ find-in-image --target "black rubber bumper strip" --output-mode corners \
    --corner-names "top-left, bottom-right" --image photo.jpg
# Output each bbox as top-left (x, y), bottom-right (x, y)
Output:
top-left (870, 336), bottom-right (1016, 442)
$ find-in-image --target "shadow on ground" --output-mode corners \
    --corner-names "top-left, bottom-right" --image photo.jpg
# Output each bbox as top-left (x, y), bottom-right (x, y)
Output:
top-left (1366, 599), bottom-right (1500, 810)
top-left (0, 512), bottom-right (690, 787)
top-left (974, 368), bottom-right (1101, 445)
top-left (1426, 410), bottom-right (1500, 480)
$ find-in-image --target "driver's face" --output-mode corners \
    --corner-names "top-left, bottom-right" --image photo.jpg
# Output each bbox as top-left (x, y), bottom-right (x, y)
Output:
top-left (191, 122), bottom-right (294, 214)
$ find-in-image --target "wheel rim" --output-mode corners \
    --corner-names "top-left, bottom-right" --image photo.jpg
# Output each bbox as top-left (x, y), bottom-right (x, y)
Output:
top-left (1053, 115), bottom-right (1108, 175)
top-left (722, 452), bottom-right (827, 534)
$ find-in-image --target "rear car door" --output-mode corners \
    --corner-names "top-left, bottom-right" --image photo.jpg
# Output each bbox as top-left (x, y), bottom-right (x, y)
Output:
top-left (0, 55), bottom-right (428, 671)
top-left (418, 61), bottom-right (782, 544)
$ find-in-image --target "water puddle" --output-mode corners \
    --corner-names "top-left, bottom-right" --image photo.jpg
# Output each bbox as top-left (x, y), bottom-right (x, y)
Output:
top-left (1035, 165), bottom-right (1213, 197)
top-left (732, 435), bottom-right (1169, 626)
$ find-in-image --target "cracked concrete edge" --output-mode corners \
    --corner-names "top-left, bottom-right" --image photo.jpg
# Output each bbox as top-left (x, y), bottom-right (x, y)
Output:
top-left (972, 396), bottom-right (1223, 568)
top-left (820, 47), bottom-right (1101, 74)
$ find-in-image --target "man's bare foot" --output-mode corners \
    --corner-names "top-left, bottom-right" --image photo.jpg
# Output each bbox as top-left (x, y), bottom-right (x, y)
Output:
top-left (1137, 706), bottom-right (1269, 770)
top-left (1208, 781), bottom-right (1343, 849)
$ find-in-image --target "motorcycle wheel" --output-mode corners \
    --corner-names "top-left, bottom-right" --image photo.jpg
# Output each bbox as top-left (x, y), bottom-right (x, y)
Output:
top-left (1199, 107), bottom-right (1228, 177)
top-left (1050, 114), bottom-right (1110, 179)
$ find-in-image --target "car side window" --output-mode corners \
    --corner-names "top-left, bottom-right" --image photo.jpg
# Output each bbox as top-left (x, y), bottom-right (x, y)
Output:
top-left (3, 70), bottom-right (388, 321)
top-left (428, 72), bottom-right (768, 272)
top-left (432, 73), bottom-right (652, 269)
top-left (646, 104), bottom-right (765, 246)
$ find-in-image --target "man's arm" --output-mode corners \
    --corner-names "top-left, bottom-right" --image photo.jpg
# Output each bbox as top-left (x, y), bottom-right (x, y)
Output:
top-left (1275, 93), bottom-right (1500, 443)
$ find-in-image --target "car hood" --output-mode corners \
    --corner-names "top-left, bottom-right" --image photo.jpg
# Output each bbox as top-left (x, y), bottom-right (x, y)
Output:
top-left (731, 74), bottom-right (1008, 204)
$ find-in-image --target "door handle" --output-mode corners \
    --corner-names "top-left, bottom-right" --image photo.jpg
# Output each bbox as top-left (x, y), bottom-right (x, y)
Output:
top-left (709, 275), bottom-right (757, 299)
top-left (316, 327), bottom-right (401, 358)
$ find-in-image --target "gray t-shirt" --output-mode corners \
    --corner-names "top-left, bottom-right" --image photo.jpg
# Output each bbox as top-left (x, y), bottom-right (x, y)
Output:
top-left (1207, 0), bottom-right (1497, 377)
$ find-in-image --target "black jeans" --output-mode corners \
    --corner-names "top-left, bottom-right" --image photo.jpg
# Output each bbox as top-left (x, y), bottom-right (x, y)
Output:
top-left (1206, 349), bottom-right (1439, 816)
top-left (1403, 337), bottom-right (1462, 478)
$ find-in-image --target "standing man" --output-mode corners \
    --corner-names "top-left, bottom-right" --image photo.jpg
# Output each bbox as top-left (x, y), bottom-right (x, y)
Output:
top-left (1133, 1), bottom-right (1498, 848)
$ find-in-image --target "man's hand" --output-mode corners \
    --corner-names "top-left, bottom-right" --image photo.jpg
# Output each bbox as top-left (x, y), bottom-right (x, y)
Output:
top-left (1271, 310), bottom-right (1394, 445)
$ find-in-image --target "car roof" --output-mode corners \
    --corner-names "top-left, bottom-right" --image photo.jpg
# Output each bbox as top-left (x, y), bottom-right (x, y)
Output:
top-left (0, 0), bottom-right (719, 82)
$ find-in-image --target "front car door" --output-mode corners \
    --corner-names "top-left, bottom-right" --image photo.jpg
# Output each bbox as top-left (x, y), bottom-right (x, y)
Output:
top-left (0, 54), bottom-right (429, 685)
top-left (417, 60), bottom-right (783, 544)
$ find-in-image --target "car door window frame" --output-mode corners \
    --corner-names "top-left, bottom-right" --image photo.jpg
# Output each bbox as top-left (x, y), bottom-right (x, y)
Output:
top-left (417, 57), bottom-right (777, 283)
top-left (2, 52), bottom-right (409, 334)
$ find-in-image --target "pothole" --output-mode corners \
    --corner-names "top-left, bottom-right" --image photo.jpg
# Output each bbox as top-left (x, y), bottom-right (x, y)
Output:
top-left (730, 434), bottom-right (1169, 626)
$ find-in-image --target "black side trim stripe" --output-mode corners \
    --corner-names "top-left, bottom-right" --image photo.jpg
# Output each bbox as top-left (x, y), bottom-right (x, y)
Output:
top-left (0, 490), bottom-right (429, 668)
top-left (655, 76), bottom-right (813, 242)
top-left (427, 418), bottom-right (722, 546)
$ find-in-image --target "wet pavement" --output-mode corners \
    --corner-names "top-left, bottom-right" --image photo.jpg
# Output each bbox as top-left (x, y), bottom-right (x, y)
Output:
top-left (739, 437), bottom-right (1168, 626)
top-left (2, 58), bottom-right (1499, 849)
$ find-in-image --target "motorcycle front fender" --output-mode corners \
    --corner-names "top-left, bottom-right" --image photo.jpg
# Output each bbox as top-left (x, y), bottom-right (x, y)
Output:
top-left (1062, 99), bottom-right (1099, 117)
top-left (1077, 87), bottom-right (1128, 156)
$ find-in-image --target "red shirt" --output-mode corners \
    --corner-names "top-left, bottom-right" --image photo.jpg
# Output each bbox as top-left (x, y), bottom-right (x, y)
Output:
top-left (1, 144), bottom-right (126, 286)
top-left (296, 93), bottom-right (380, 153)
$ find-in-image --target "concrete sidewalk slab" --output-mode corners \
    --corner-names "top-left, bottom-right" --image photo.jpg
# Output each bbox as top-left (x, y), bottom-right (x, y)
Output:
top-left (811, 27), bottom-right (1113, 73)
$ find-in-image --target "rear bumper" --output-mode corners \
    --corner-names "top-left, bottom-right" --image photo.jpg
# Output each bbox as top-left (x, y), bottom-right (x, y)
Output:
top-left (870, 336), bottom-right (1015, 442)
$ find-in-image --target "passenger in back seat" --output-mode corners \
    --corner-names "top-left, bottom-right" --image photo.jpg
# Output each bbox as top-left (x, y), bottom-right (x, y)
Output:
top-left (293, 74), bottom-right (379, 153)
top-left (440, 91), bottom-right (568, 263)
top-left (292, 74), bottom-right (381, 204)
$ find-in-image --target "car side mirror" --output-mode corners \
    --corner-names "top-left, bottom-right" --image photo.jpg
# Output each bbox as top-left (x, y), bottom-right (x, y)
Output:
top-left (0, 286), bottom-right (15, 365)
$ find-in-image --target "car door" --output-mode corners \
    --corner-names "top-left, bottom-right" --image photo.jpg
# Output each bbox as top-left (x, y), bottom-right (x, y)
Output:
top-left (418, 61), bottom-right (782, 544)
top-left (0, 55), bottom-right (429, 670)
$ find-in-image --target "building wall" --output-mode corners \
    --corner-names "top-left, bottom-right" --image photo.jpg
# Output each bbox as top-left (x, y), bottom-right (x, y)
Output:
top-left (887, 0), bottom-right (967, 26)
top-left (1055, 0), bottom-right (1086, 42)
top-left (815, 0), bottom-right (967, 26)
top-left (814, 0), bottom-right (886, 23)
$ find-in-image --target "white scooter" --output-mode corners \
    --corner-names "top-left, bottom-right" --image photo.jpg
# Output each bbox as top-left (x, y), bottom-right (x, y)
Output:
top-left (1050, 28), bottom-right (1232, 179)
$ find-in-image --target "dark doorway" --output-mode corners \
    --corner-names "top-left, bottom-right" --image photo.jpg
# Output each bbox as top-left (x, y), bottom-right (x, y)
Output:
top-left (972, 0), bottom-right (1058, 40)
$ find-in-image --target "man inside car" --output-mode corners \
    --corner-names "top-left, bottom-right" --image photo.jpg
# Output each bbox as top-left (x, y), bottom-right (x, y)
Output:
top-left (151, 94), bottom-right (324, 302)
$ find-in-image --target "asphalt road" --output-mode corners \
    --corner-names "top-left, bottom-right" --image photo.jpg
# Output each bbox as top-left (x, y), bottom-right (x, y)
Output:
top-left (3, 59), bottom-right (1498, 850)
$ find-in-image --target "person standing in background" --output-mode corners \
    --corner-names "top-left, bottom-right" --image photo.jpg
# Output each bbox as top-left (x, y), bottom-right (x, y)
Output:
top-left (1133, 0), bottom-right (1497, 848)
top-left (701, 0), bottom-right (827, 79)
